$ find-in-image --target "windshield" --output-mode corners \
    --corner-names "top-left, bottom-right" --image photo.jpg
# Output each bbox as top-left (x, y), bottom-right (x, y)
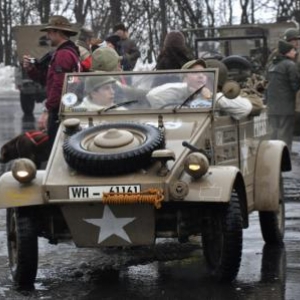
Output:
top-left (61, 69), bottom-right (218, 114)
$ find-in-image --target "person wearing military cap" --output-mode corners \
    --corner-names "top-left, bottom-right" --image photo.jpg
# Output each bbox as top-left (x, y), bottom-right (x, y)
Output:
top-left (91, 46), bottom-right (121, 72)
top-left (147, 58), bottom-right (253, 119)
top-left (76, 27), bottom-right (94, 71)
top-left (23, 15), bottom-right (81, 147)
top-left (266, 39), bottom-right (300, 152)
top-left (74, 75), bottom-right (123, 111)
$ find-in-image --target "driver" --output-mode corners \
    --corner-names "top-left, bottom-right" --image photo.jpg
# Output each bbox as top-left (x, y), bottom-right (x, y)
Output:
top-left (147, 59), bottom-right (212, 108)
top-left (147, 59), bottom-right (254, 120)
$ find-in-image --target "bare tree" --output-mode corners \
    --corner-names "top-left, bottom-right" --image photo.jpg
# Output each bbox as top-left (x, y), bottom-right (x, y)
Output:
top-left (240, 0), bottom-right (250, 23)
top-left (74, 0), bottom-right (91, 26)
top-left (109, 0), bottom-right (122, 27)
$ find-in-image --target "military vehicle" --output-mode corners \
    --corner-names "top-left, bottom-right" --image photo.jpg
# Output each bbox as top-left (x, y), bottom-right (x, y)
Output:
top-left (0, 68), bottom-right (290, 287)
top-left (12, 25), bottom-right (54, 115)
top-left (186, 22), bottom-right (300, 136)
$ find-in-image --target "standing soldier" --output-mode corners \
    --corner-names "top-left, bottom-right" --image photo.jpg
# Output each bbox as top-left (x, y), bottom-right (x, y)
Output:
top-left (113, 23), bottom-right (140, 71)
top-left (266, 39), bottom-right (300, 152)
top-left (23, 15), bottom-right (81, 147)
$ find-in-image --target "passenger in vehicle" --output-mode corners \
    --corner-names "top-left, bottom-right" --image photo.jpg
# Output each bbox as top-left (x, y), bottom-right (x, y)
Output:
top-left (75, 76), bottom-right (120, 111)
top-left (147, 58), bottom-right (212, 108)
top-left (147, 59), bottom-right (254, 120)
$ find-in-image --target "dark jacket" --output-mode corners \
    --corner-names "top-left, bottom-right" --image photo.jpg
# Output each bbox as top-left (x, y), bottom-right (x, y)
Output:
top-left (28, 40), bottom-right (80, 112)
top-left (155, 47), bottom-right (193, 70)
top-left (120, 38), bottom-right (140, 71)
top-left (266, 55), bottom-right (300, 115)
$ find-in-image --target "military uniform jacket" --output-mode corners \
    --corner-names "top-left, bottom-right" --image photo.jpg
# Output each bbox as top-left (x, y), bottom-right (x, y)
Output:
top-left (266, 55), bottom-right (300, 115)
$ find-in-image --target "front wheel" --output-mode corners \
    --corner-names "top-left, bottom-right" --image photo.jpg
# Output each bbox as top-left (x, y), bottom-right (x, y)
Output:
top-left (202, 192), bottom-right (243, 282)
top-left (6, 207), bottom-right (38, 287)
top-left (259, 176), bottom-right (285, 245)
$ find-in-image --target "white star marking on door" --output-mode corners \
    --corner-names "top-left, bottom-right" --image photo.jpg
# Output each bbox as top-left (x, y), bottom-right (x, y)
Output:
top-left (83, 206), bottom-right (136, 244)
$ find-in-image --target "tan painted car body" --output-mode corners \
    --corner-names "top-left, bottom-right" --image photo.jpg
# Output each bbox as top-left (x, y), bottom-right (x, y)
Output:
top-left (0, 70), bottom-right (291, 247)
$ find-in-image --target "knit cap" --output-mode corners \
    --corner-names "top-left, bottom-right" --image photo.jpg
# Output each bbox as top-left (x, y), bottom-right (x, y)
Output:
top-left (278, 39), bottom-right (295, 55)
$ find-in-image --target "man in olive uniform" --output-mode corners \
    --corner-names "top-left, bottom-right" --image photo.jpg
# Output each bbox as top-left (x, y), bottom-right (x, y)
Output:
top-left (266, 27), bottom-right (300, 69)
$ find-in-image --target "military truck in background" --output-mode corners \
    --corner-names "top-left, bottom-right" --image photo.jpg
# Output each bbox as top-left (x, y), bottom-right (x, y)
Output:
top-left (12, 25), bottom-right (54, 115)
top-left (12, 24), bottom-right (79, 116)
top-left (184, 21), bottom-right (300, 135)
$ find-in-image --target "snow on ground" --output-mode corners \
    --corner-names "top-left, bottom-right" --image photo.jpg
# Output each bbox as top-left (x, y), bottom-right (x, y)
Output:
top-left (0, 64), bottom-right (16, 92)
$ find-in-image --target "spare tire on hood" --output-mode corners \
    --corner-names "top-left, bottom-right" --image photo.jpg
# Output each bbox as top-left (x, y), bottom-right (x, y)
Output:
top-left (63, 122), bottom-right (165, 176)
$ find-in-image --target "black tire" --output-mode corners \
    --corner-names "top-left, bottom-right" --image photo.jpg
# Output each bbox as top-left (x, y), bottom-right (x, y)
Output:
top-left (63, 122), bottom-right (164, 176)
top-left (20, 93), bottom-right (35, 115)
top-left (202, 192), bottom-right (243, 282)
top-left (6, 207), bottom-right (38, 287)
top-left (259, 177), bottom-right (285, 245)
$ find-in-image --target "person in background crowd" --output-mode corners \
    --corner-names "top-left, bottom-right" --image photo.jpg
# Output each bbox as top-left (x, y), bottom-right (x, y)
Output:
top-left (105, 34), bottom-right (122, 56)
top-left (113, 22), bottom-right (140, 71)
top-left (75, 27), bottom-right (94, 71)
top-left (152, 30), bottom-right (194, 86)
top-left (266, 39), bottom-right (300, 152)
top-left (155, 30), bottom-right (194, 70)
top-left (23, 15), bottom-right (80, 147)
top-left (91, 46), bottom-right (121, 72)
top-left (266, 27), bottom-right (300, 69)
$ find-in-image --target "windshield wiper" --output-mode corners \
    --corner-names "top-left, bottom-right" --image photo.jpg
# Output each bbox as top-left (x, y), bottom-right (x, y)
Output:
top-left (101, 100), bottom-right (139, 113)
top-left (173, 85), bottom-right (206, 113)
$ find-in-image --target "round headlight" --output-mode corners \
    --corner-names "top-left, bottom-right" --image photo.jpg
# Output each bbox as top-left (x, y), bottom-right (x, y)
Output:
top-left (12, 158), bottom-right (37, 183)
top-left (184, 152), bottom-right (209, 179)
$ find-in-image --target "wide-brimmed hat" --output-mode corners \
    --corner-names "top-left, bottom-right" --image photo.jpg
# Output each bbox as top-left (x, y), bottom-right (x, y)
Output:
top-left (40, 15), bottom-right (78, 36)
top-left (181, 59), bottom-right (207, 70)
top-left (91, 47), bottom-right (120, 71)
top-left (85, 75), bottom-right (116, 94)
top-left (78, 27), bottom-right (94, 41)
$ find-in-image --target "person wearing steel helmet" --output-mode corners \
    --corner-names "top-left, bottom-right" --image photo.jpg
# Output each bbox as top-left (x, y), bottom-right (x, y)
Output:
top-left (266, 27), bottom-right (300, 69)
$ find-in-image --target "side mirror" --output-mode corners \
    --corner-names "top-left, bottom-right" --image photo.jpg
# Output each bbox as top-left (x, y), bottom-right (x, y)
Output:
top-left (222, 80), bottom-right (241, 99)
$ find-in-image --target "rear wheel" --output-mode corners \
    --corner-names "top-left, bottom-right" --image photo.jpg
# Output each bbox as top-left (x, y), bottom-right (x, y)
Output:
top-left (202, 192), bottom-right (243, 282)
top-left (20, 93), bottom-right (35, 115)
top-left (259, 176), bottom-right (285, 245)
top-left (6, 207), bottom-right (38, 287)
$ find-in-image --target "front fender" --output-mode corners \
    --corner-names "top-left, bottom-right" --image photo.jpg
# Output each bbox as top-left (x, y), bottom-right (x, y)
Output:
top-left (181, 166), bottom-right (248, 227)
top-left (254, 140), bottom-right (291, 211)
top-left (0, 170), bottom-right (45, 209)
top-left (183, 166), bottom-right (244, 203)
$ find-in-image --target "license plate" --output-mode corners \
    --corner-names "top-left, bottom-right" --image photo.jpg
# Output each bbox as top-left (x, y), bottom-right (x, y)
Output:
top-left (69, 185), bottom-right (141, 200)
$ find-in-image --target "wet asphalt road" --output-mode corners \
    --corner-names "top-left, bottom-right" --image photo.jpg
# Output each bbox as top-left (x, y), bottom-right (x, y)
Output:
top-left (0, 92), bottom-right (300, 300)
